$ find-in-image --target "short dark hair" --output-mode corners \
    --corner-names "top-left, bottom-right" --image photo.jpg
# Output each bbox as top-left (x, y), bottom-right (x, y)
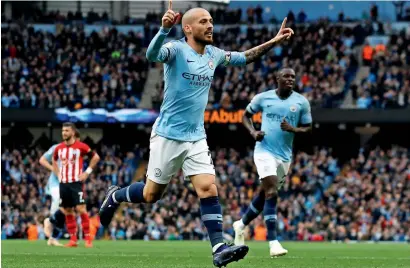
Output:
top-left (278, 67), bottom-right (295, 75)
top-left (62, 122), bottom-right (77, 131)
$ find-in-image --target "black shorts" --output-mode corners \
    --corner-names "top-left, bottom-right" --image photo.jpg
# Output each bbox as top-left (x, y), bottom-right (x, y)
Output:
top-left (59, 182), bottom-right (86, 208)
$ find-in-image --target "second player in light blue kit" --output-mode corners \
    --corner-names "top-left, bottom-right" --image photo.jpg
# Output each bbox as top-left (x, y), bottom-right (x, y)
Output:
top-left (233, 68), bottom-right (313, 257)
top-left (40, 144), bottom-right (64, 247)
top-left (99, 0), bottom-right (294, 266)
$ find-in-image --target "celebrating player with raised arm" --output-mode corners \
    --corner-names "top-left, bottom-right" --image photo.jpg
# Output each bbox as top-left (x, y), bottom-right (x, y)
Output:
top-left (99, 0), bottom-right (293, 266)
top-left (233, 68), bottom-right (312, 257)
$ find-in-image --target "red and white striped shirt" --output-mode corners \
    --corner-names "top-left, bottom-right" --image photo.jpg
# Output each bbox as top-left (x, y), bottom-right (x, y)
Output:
top-left (53, 141), bottom-right (91, 183)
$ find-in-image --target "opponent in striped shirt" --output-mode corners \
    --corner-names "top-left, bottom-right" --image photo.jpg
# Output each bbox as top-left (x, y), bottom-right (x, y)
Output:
top-left (41, 130), bottom-right (81, 247)
top-left (52, 122), bottom-right (100, 248)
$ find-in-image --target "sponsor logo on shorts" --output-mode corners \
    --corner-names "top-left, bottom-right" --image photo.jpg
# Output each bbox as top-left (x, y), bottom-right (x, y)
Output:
top-left (154, 168), bottom-right (162, 177)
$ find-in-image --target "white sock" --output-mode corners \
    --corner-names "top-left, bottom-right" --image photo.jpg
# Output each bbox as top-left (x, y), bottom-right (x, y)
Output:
top-left (212, 243), bottom-right (225, 253)
top-left (237, 219), bottom-right (245, 229)
top-left (269, 240), bottom-right (279, 247)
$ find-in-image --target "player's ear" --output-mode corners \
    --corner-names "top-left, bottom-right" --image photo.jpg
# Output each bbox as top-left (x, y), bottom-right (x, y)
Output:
top-left (184, 25), bottom-right (191, 34)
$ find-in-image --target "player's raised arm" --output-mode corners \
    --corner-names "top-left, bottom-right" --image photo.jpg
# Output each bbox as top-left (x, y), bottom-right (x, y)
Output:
top-left (243, 94), bottom-right (265, 141)
top-left (243, 17), bottom-right (294, 64)
top-left (215, 17), bottom-right (293, 67)
top-left (146, 0), bottom-right (181, 62)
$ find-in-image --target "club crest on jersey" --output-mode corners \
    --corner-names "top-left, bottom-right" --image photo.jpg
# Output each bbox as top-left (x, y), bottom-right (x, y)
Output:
top-left (164, 42), bottom-right (173, 48)
top-left (208, 60), bottom-right (214, 70)
top-left (224, 52), bottom-right (231, 66)
top-left (290, 105), bottom-right (297, 112)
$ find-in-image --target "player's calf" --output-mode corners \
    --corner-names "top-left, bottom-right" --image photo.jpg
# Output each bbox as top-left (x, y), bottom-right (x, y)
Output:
top-left (76, 205), bottom-right (91, 246)
top-left (99, 185), bottom-right (121, 227)
top-left (190, 174), bottom-right (250, 265)
top-left (50, 209), bottom-right (65, 240)
top-left (234, 190), bottom-right (265, 246)
top-left (100, 180), bottom-right (167, 227)
top-left (64, 209), bottom-right (78, 245)
top-left (262, 177), bottom-right (288, 257)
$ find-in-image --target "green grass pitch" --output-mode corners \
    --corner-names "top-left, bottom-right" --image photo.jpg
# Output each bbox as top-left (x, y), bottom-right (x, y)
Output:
top-left (2, 240), bottom-right (409, 268)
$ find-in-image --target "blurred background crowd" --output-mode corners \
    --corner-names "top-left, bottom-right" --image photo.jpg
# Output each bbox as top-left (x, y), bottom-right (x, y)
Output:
top-left (2, 3), bottom-right (410, 110)
top-left (2, 139), bottom-right (409, 242)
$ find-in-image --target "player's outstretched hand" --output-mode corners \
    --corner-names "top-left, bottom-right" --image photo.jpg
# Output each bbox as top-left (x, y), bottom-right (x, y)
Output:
top-left (272, 17), bottom-right (294, 43)
top-left (280, 118), bottom-right (295, 133)
top-left (162, 0), bottom-right (181, 29)
top-left (251, 130), bottom-right (265, 141)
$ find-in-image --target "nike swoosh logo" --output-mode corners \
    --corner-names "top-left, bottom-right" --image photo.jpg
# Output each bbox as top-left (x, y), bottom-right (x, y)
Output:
top-left (267, 105), bottom-right (273, 107)
top-left (187, 60), bottom-right (195, 63)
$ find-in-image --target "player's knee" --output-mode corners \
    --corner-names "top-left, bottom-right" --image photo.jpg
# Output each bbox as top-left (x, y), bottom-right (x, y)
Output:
top-left (264, 187), bottom-right (278, 199)
top-left (65, 207), bottom-right (74, 214)
top-left (143, 191), bottom-right (162, 203)
top-left (75, 205), bottom-right (87, 214)
top-left (196, 183), bottom-right (218, 199)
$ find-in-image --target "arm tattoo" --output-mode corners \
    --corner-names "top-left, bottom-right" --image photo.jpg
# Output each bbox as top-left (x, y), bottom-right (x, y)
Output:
top-left (244, 41), bottom-right (276, 64)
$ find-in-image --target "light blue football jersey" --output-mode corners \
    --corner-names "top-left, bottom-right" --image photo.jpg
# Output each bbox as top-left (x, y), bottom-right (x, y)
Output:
top-left (146, 27), bottom-right (246, 142)
top-left (246, 90), bottom-right (312, 162)
top-left (43, 144), bottom-right (60, 188)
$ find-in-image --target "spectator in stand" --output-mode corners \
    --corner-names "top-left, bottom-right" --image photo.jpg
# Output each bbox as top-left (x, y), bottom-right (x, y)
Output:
top-left (370, 4), bottom-right (379, 22)
top-left (255, 5), bottom-right (263, 24)
top-left (246, 6), bottom-right (255, 24)
top-left (297, 9), bottom-right (307, 23)
top-left (363, 42), bottom-right (374, 66)
top-left (287, 10), bottom-right (296, 23)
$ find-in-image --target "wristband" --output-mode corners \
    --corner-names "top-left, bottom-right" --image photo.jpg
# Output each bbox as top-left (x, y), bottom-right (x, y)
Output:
top-left (85, 167), bottom-right (93, 175)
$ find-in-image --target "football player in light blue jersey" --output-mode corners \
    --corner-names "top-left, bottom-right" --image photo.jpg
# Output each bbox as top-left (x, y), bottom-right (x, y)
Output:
top-left (99, 1), bottom-right (294, 266)
top-left (42, 145), bottom-right (60, 213)
top-left (233, 68), bottom-right (312, 257)
top-left (40, 144), bottom-right (64, 247)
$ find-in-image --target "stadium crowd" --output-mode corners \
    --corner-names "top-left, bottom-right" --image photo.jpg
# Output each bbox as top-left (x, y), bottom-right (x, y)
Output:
top-left (297, 146), bottom-right (410, 242)
top-left (1, 25), bottom-right (148, 110)
top-left (2, 136), bottom-right (408, 242)
top-left (4, 18), bottom-right (374, 110)
top-left (355, 28), bottom-right (410, 109)
top-left (3, 4), bottom-right (410, 110)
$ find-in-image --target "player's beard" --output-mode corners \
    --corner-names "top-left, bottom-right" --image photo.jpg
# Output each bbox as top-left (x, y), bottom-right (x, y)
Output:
top-left (193, 34), bottom-right (213, 45)
top-left (63, 135), bottom-right (73, 142)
